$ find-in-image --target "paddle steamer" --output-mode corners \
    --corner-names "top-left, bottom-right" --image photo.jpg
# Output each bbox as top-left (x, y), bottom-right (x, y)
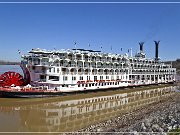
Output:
top-left (0, 41), bottom-right (176, 97)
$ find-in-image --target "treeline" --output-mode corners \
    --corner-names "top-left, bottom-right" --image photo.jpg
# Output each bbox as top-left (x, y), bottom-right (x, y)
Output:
top-left (165, 59), bottom-right (180, 74)
top-left (0, 60), bottom-right (20, 65)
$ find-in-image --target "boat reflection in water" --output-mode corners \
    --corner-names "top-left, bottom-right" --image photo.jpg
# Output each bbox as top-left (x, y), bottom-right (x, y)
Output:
top-left (0, 86), bottom-right (177, 132)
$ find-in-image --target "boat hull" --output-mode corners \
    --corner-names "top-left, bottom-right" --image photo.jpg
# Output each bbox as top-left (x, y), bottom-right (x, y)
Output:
top-left (0, 81), bottom-right (175, 98)
top-left (0, 90), bottom-right (63, 98)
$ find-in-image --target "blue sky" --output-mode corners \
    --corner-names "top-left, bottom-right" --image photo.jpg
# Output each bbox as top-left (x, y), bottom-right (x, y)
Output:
top-left (0, 2), bottom-right (180, 61)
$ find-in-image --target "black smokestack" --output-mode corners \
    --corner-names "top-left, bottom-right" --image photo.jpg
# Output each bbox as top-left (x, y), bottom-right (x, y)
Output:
top-left (154, 40), bottom-right (160, 61)
top-left (139, 42), bottom-right (144, 52)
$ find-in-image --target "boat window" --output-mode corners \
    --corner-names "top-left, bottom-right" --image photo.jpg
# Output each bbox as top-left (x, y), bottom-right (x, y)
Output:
top-left (57, 68), bottom-right (60, 73)
top-left (63, 76), bottom-right (68, 81)
top-left (72, 76), bottom-right (76, 80)
top-left (33, 58), bottom-right (40, 65)
top-left (94, 76), bottom-right (97, 81)
top-left (40, 75), bottom-right (46, 80)
top-left (80, 76), bottom-right (83, 80)
top-left (32, 66), bottom-right (35, 70)
top-left (49, 76), bottom-right (59, 81)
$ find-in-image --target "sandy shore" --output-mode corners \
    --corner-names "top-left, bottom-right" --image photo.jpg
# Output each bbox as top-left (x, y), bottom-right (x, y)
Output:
top-left (78, 89), bottom-right (180, 134)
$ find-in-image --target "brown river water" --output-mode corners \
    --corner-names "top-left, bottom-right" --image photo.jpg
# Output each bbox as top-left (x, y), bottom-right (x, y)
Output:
top-left (0, 85), bottom-right (178, 133)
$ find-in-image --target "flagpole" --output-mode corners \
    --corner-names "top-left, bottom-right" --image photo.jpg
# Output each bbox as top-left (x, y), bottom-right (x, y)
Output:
top-left (130, 48), bottom-right (132, 57)
top-left (74, 41), bottom-right (77, 68)
top-left (74, 41), bottom-right (77, 50)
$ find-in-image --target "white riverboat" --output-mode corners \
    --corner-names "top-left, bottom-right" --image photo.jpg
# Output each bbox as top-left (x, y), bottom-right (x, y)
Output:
top-left (14, 41), bottom-right (175, 93)
top-left (0, 41), bottom-right (176, 98)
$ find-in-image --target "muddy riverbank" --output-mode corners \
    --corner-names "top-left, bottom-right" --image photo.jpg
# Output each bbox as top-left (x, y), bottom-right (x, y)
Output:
top-left (78, 88), bottom-right (180, 133)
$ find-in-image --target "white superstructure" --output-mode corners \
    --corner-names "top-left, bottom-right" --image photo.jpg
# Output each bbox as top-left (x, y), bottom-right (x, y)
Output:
top-left (21, 41), bottom-right (176, 92)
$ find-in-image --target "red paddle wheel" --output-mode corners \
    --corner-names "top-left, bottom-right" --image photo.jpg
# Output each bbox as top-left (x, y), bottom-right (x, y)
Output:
top-left (0, 71), bottom-right (25, 87)
top-left (0, 76), bottom-right (3, 86)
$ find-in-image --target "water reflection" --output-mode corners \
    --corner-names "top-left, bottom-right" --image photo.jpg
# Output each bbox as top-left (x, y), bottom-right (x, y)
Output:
top-left (0, 65), bottom-right (23, 75)
top-left (0, 86), bottom-right (177, 132)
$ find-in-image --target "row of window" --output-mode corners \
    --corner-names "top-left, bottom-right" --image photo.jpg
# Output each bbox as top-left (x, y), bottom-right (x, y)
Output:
top-left (48, 67), bottom-right (129, 74)
top-left (45, 75), bottom-right (127, 81)
top-left (63, 75), bottom-right (126, 81)
top-left (78, 81), bottom-right (128, 87)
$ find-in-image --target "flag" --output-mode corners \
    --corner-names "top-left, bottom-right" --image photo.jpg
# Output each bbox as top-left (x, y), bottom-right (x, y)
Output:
top-left (128, 49), bottom-right (129, 53)
top-left (121, 48), bottom-right (122, 51)
top-left (18, 49), bottom-right (21, 54)
top-left (74, 41), bottom-right (77, 48)
top-left (111, 45), bottom-right (112, 51)
top-left (89, 44), bottom-right (90, 47)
